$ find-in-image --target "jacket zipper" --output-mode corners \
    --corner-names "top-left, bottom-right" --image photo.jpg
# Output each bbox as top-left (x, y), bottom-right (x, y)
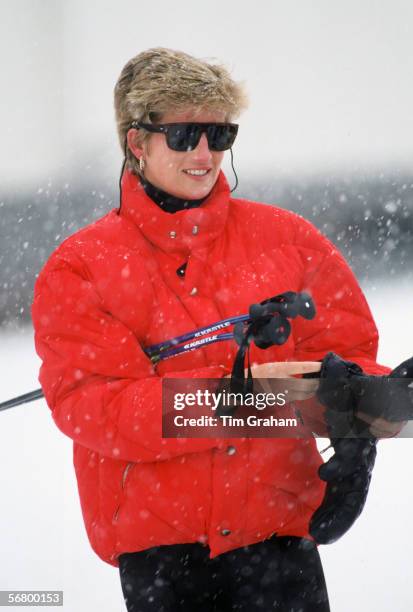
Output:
top-left (113, 462), bottom-right (135, 523)
top-left (122, 462), bottom-right (134, 488)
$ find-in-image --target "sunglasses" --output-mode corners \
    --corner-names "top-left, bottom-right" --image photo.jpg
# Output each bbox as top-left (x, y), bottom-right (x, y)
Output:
top-left (130, 121), bottom-right (238, 152)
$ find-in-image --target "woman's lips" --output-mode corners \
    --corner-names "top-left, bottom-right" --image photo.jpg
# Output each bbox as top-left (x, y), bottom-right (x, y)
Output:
top-left (183, 168), bottom-right (211, 179)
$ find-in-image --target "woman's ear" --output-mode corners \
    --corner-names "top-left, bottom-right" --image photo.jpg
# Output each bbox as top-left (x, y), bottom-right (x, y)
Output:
top-left (126, 128), bottom-right (144, 159)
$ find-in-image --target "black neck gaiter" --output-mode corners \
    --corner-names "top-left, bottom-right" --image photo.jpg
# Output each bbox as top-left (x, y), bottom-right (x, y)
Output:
top-left (139, 174), bottom-right (208, 214)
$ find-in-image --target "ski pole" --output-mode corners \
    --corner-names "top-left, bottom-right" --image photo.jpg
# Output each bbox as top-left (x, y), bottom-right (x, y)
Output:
top-left (0, 291), bottom-right (314, 411)
top-left (0, 389), bottom-right (44, 412)
top-left (0, 320), bottom-right (250, 411)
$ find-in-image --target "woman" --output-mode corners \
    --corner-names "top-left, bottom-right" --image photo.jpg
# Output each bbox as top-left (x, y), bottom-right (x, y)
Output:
top-left (32, 48), bottom-right (390, 611)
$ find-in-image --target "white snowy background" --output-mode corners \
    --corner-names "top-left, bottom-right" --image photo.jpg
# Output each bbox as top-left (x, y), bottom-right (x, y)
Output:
top-left (1, 0), bottom-right (413, 186)
top-left (1, 1), bottom-right (412, 611)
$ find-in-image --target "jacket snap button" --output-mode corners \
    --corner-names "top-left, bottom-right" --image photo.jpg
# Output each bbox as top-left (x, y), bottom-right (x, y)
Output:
top-left (169, 230), bottom-right (177, 238)
top-left (226, 445), bottom-right (236, 455)
top-left (190, 287), bottom-right (198, 296)
top-left (192, 225), bottom-right (199, 235)
top-left (221, 528), bottom-right (231, 536)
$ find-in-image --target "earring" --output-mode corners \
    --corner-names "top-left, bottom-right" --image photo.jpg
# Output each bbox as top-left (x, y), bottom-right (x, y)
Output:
top-left (139, 157), bottom-right (145, 172)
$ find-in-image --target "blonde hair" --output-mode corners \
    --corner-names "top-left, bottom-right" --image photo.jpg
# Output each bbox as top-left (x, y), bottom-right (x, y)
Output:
top-left (114, 47), bottom-right (248, 175)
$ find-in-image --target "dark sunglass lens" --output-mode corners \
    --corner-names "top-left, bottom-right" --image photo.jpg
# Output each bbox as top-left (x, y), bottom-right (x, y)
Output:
top-left (167, 125), bottom-right (201, 151)
top-left (207, 124), bottom-right (238, 151)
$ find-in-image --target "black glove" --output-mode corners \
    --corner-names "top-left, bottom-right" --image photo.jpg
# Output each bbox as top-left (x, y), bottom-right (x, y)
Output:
top-left (310, 351), bottom-right (412, 545)
top-left (309, 352), bottom-right (412, 544)
top-left (316, 351), bottom-right (413, 430)
top-left (352, 355), bottom-right (413, 422)
top-left (310, 436), bottom-right (377, 544)
top-left (316, 352), bottom-right (364, 438)
top-left (309, 352), bottom-right (377, 544)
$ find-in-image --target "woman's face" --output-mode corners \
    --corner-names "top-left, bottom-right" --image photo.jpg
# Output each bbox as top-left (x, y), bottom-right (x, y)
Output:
top-left (127, 108), bottom-right (227, 200)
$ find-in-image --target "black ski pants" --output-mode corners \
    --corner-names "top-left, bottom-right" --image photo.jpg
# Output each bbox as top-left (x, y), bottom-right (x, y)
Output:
top-left (119, 535), bottom-right (330, 611)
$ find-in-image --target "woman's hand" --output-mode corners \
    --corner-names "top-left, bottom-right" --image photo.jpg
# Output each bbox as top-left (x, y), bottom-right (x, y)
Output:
top-left (224, 361), bottom-right (321, 378)
top-left (355, 410), bottom-right (407, 438)
top-left (224, 361), bottom-right (321, 401)
top-left (247, 361), bottom-right (321, 378)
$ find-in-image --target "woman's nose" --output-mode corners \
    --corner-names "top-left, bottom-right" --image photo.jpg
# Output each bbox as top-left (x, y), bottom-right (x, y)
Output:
top-left (192, 133), bottom-right (212, 159)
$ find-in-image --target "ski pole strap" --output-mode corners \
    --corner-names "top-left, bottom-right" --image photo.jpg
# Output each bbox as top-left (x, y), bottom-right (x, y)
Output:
top-left (230, 292), bottom-right (316, 396)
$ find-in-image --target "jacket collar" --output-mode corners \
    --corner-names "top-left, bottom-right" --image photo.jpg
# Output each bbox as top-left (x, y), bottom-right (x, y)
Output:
top-left (139, 174), bottom-right (207, 213)
top-left (119, 168), bottom-right (231, 254)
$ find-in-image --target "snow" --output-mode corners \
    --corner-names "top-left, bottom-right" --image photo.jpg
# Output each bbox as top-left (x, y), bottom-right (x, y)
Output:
top-left (0, 279), bottom-right (412, 611)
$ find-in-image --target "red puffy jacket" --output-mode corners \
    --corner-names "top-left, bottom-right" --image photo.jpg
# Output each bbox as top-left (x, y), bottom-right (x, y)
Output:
top-left (32, 169), bottom-right (388, 566)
